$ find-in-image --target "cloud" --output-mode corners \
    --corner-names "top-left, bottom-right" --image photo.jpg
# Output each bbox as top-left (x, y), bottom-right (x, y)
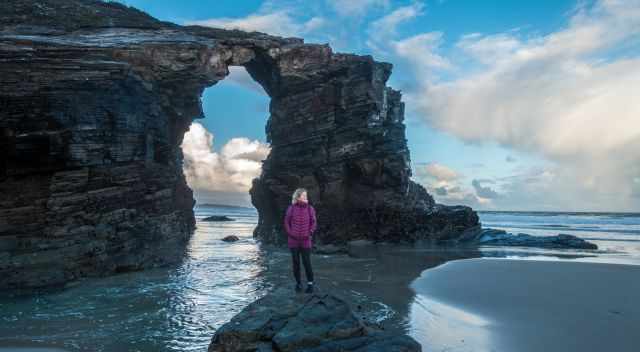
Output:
top-left (326, 0), bottom-right (391, 17)
top-left (472, 179), bottom-right (500, 199)
top-left (392, 32), bottom-right (452, 73)
top-left (366, 2), bottom-right (425, 54)
top-left (224, 66), bottom-right (268, 95)
top-left (435, 186), bottom-right (448, 195)
top-left (181, 122), bottom-right (270, 195)
top-left (382, 0), bottom-right (640, 211)
top-left (633, 177), bottom-right (640, 198)
top-left (413, 162), bottom-right (489, 208)
top-left (422, 162), bottom-right (458, 181)
top-left (185, 10), bottom-right (324, 37)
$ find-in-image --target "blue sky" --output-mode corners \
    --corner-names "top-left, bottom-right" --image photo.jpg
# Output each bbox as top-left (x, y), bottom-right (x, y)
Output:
top-left (115, 0), bottom-right (640, 211)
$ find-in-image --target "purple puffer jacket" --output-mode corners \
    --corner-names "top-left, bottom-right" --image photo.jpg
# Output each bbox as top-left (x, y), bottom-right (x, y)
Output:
top-left (284, 201), bottom-right (317, 249)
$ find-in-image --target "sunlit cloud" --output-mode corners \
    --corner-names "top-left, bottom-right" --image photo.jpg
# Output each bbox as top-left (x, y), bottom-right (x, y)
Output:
top-left (374, 0), bottom-right (640, 211)
top-left (326, 0), bottom-right (391, 17)
top-left (185, 10), bottom-right (324, 38)
top-left (181, 122), bottom-right (270, 195)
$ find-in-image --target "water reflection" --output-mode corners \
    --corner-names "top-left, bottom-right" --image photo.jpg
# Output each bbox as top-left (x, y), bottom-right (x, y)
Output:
top-left (409, 294), bottom-right (493, 352)
top-left (3, 207), bottom-right (635, 351)
top-left (0, 206), bottom-right (270, 352)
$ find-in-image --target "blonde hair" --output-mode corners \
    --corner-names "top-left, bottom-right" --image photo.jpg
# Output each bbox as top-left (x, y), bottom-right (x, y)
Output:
top-left (291, 188), bottom-right (308, 204)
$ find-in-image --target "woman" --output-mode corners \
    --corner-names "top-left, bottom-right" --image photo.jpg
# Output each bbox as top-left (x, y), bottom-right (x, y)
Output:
top-left (283, 188), bottom-right (317, 293)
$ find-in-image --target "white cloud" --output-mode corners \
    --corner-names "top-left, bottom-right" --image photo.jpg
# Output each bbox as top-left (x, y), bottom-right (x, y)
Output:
top-left (224, 66), bottom-right (268, 95)
top-left (392, 32), bottom-right (452, 73)
top-left (386, 0), bottom-right (640, 211)
top-left (326, 0), bottom-right (391, 17)
top-left (422, 162), bottom-right (458, 181)
top-left (181, 122), bottom-right (270, 195)
top-left (366, 2), bottom-right (425, 54)
top-left (186, 10), bottom-right (324, 38)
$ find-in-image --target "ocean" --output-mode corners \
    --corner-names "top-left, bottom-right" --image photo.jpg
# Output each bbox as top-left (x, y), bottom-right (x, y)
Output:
top-left (477, 210), bottom-right (640, 265)
top-left (1, 205), bottom-right (638, 351)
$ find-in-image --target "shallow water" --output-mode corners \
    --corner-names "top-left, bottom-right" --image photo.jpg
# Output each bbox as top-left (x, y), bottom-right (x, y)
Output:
top-left (477, 211), bottom-right (640, 265)
top-left (1, 207), bottom-right (638, 351)
top-left (0, 206), bottom-right (270, 351)
top-left (409, 211), bottom-right (640, 352)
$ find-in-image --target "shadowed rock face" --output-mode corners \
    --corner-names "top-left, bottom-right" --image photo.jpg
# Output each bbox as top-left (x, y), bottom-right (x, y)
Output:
top-left (0, 0), bottom-right (479, 290)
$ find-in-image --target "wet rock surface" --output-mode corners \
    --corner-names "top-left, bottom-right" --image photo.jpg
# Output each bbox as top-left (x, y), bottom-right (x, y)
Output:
top-left (221, 235), bottom-right (240, 242)
top-left (0, 0), bottom-right (478, 290)
top-left (464, 228), bottom-right (598, 250)
top-left (313, 244), bottom-right (347, 255)
top-left (208, 287), bottom-right (421, 352)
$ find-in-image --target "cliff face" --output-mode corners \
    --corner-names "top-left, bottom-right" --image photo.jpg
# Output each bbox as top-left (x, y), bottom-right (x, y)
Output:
top-left (0, 0), bottom-right (479, 291)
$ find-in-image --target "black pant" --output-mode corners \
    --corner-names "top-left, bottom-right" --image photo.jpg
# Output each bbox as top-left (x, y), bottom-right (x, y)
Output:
top-left (290, 247), bottom-right (314, 284)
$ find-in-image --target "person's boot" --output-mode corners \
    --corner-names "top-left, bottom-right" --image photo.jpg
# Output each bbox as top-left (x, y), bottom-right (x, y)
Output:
top-left (295, 283), bottom-right (302, 293)
top-left (305, 282), bottom-right (314, 293)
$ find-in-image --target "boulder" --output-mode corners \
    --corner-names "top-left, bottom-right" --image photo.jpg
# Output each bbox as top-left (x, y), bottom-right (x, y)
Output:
top-left (221, 235), bottom-right (240, 242)
top-left (208, 288), bottom-right (421, 352)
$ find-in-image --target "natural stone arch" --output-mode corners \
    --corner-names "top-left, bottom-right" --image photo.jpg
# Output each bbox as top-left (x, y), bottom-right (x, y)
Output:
top-left (0, 0), bottom-right (480, 290)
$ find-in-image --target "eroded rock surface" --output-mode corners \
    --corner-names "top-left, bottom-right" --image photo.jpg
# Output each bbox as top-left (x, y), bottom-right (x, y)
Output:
top-left (208, 287), bottom-right (421, 352)
top-left (0, 0), bottom-right (479, 290)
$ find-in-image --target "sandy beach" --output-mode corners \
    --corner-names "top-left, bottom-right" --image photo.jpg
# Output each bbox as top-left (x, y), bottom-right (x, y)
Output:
top-left (410, 258), bottom-right (640, 352)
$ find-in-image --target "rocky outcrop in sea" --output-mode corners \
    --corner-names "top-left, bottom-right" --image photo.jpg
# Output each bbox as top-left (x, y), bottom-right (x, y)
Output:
top-left (459, 228), bottom-right (598, 250)
top-left (0, 0), bottom-right (479, 290)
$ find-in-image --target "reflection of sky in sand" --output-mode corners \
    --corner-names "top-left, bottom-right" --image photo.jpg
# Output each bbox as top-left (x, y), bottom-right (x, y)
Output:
top-left (410, 258), bottom-right (640, 352)
top-left (409, 293), bottom-right (494, 352)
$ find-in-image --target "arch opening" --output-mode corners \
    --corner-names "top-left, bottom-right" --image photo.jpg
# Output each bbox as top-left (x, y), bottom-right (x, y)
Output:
top-left (181, 66), bottom-right (271, 208)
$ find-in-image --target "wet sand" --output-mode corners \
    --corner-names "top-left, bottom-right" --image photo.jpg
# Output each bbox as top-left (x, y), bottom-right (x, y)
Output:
top-left (2, 239), bottom-right (628, 351)
top-left (410, 258), bottom-right (640, 352)
top-left (258, 243), bottom-right (483, 330)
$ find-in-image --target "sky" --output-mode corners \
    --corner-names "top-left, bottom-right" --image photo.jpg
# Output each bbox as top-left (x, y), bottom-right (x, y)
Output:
top-left (114, 0), bottom-right (640, 212)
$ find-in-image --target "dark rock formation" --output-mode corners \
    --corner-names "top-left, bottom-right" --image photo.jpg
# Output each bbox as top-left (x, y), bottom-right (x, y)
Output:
top-left (208, 287), bottom-right (421, 352)
top-left (221, 235), bottom-right (240, 242)
top-left (203, 215), bottom-right (235, 222)
top-left (0, 0), bottom-right (479, 290)
top-left (461, 228), bottom-right (598, 250)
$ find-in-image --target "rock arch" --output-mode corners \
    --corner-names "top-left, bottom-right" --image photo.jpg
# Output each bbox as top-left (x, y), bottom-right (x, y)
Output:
top-left (0, 0), bottom-right (479, 290)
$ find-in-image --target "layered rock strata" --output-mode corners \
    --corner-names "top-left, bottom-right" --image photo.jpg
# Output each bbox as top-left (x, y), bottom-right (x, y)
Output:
top-left (0, 0), bottom-right (479, 290)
